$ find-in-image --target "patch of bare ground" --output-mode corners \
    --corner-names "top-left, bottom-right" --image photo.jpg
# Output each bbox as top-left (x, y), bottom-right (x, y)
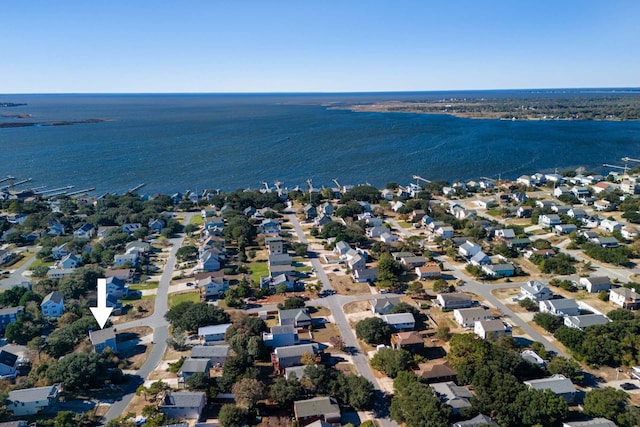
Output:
top-left (335, 362), bottom-right (357, 375)
top-left (310, 306), bottom-right (330, 317)
top-left (552, 286), bottom-right (613, 315)
top-left (427, 309), bottom-right (462, 333)
top-left (112, 298), bottom-right (155, 324)
top-left (327, 273), bottom-right (371, 295)
top-left (491, 287), bottom-right (520, 300)
top-left (117, 326), bottom-right (153, 340)
top-left (343, 300), bottom-right (372, 315)
top-left (311, 323), bottom-right (340, 345)
top-left (124, 391), bottom-right (155, 417)
top-left (162, 346), bottom-right (191, 361)
top-left (515, 258), bottom-right (550, 281)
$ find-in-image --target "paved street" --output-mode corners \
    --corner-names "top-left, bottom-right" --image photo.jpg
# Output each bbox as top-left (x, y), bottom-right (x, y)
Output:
top-left (101, 212), bottom-right (195, 424)
top-left (0, 246), bottom-right (41, 291)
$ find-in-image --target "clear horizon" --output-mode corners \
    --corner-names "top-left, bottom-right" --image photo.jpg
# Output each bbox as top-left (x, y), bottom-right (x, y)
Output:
top-left (2, 1), bottom-right (640, 93)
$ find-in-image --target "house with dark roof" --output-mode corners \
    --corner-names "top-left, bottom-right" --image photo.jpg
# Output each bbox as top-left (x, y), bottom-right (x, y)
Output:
top-left (190, 345), bottom-right (229, 367)
top-left (7, 384), bottom-right (61, 416)
top-left (0, 350), bottom-right (19, 379)
top-left (418, 362), bottom-right (458, 384)
top-left (564, 314), bottom-right (609, 330)
top-left (40, 291), bottom-right (65, 318)
top-left (159, 391), bottom-right (206, 420)
top-left (453, 414), bottom-right (498, 427)
top-left (105, 276), bottom-right (128, 299)
top-left (73, 223), bottom-right (95, 239)
top-left (579, 276), bottom-right (612, 293)
top-left (432, 381), bottom-right (472, 415)
top-left (370, 296), bottom-right (400, 315)
top-left (0, 306), bottom-right (24, 331)
top-left (610, 287), bottom-right (640, 310)
top-left (273, 344), bottom-right (318, 371)
top-left (178, 358), bottom-right (211, 380)
top-left (524, 374), bottom-right (577, 403)
top-left (539, 299), bottom-right (580, 317)
top-left (391, 331), bottom-right (424, 353)
top-left (278, 308), bottom-right (312, 328)
top-left (293, 396), bottom-right (340, 426)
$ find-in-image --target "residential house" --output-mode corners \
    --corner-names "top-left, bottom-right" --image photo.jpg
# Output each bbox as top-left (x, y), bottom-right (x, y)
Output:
top-left (122, 223), bottom-right (142, 235)
top-left (391, 201), bottom-right (405, 212)
top-left (554, 224), bottom-right (578, 235)
top-left (265, 236), bottom-right (285, 255)
top-left (0, 350), bottom-right (19, 379)
top-left (40, 291), bottom-right (64, 318)
top-left (599, 219), bottom-right (623, 233)
top-left (105, 276), bottom-right (128, 299)
top-left (125, 240), bottom-right (151, 255)
top-left (105, 294), bottom-right (122, 316)
top-left (319, 202), bottom-right (334, 216)
top-left (0, 306), bottom-right (24, 331)
top-left (159, 391), bottom-right (206, 420)
top-left (435, 225), bottom-right (455, 239)
top-left (199, 249), bottom-right (221, 272)
top-left (536, 200), bottom-right (555, 210)
top-left (352, 267), bottom-right (378, 283)
top-left (454, 307), bottom-right (492, 328)
top-left (391, 251), bottom-right (414, 261)
top-left (381, 313), bottom-right (415, 331)
top-left (57, 253), bottom-right (81, 269)
top-left (46, 268), bottom-right (75, 279)
top-left (259, 219), bottom-right (281, 235)
top-left (418, 362), bottom-right (458, 384)
top-left (273, 343), bottom-right (318, 370)
top-left (178, 358), bottom-right (210, 380)
top-left (261, 273), bottom-right (295, 292)
top-left (553, 186), bottom-right (572, 198)
top-left (366, 226), bottom-right (389, 238)
top-left (73, 223), bottom-right (95, 239)
top-left (459, 241), bottom-right (481, 258)
top-left (411, 209), bottom-right (426, 222)
top-left (51, 243), bottom-right (70, 260)
top-left (7, 385), bottom-right (61, 416)
top-left (470, 251), bottom-right (491, 266)
top-left (579, 276), bottom-right (612, 293)
top-left (520, 281), bottom-right (553, 302)
top-left (314, 214), bottom-right (332, 229)
top-left (370, 297), bottom-right (401, 315)
top-left (610, 287), bottom-right (640, 310)
top-left (90, 328), bottom-right (118, 353)
top-left (453, 414), bottom-right (498, 427)
top-left (198, 323), bottom-right (232, 344)
top-left (391, 331), bottom-right (424, 352)
top-left (148, 218), bottom-right (165, 233)
top-left (269, 253), bottom-right (293, 266)
top-left (539, 299), bottom-right (580, 317)
top-left (474, 320), bottom-right (511, 340)
top-left (198, 276), bottom-right (229, 300)
top-left (347, 254), bottom-right (366, 272)
top-left (263, 325), bottom-right (299, 348)
top-left (97, 226), bottom-right (119, 238)
top-left (190, 345), bottom-right (229, 367)
top-left (436, 293), bottom-right (472, 310)
top-left (400, 255), bottom-right (427, 268)
top-left (482, 263), bottom-right (515, 277)
top-left (113, 252), bottom-right (138, 267)
top-left (568, 207), bottom-right (587, 219)
top-left (562, 418), bottom-right (617, 427)
top-left (521, 350), bottom-right (546, 367)
top-left (416, 263), bottom-right (441, 279)
top-left (622, 226), bottom-right (639, 240)
top-left (495, 229), bottom-right (516, 241)
top-left (293, 396), bottom-right (341, 426)
top-left (564, 314), bottom-right (610, 330)
top-left (593, 199), bottom-right (613, 211)
top-left (517, 206), bottom-right (533, 218)
top-left (47, 220), bottom-right (66, 236)
top-left (303, 205), bottom-right (317, 220)
top-left (279, 308), bottom-right (312, 328)
top-left (592, 236), bottom-right (619, 248)
top-left (539, 214), bottom-right (562, 227)
top-left (380, 232), bottom-right (399, 243)
top-left (333, 241), bottom-right (351, 257)
top-left (431, 381), bottom-right (473, 415)
top-left (525, 248), bottom-right (556, 259)
top-left (524, 374), bottom-right (577, 403)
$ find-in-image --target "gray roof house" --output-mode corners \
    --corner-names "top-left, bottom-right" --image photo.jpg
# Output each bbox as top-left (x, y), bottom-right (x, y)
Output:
top-left (294, 396), bottom-right (341, 426)
top-left (539, 299), bottom-right (580, 317)
top-left (198, 323), bottom-right (232, 344)
top-left (273, 343), bottom-right (318, 371)
top-left (431, 381), bottom-right (472, 415)
top-left (7, 385), bottom-right (61, 416)
top-left (370, 296), bottom-right (401, 314)
top-left (380, 313), bottom-right (415, 331)
top-left (524, 374), bottom-right (577, 403)
top-left (263, 325), bottom-right (299, 348)
top-left (579, 276), bottom-right (612, 293)
top-left (454, 307), bottom-right (492, 328)
top-left (437, 293), bottom-right (472, 310)
top-left (564, 314), bottom-right (609, 330)
top-left (159, 391), bottom-right (206, 420)
top-left (453, 414), bottom-right (498, 427)
top-left (0, 350), bottom-right (19, 379)
top-left (562, 419), bottom-right (617, 427)
top-left (40, 291), bottom-right (65, 319)
top-left (90, 328), bottom-right (118, 353)
top-left (178, 358), bottom-right (211, 380)
top-left (279, 308), bottom-right (312, 328)
top-left (520, 280), bottom-right (553, 301)
top-left (190, 345), bottom-right (229, 367)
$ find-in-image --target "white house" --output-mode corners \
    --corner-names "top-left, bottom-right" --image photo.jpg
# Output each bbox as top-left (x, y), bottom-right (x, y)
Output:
top-left (610, 287), bottom-right (640, 310)
top-left (7, 385), bottom-right (61, 416)
top-left (539, 299), bottom-right (580, 317)
top-left (159, 391), bottom-right (206, 420)
top-left (380, 232), bottom-right (399, 243)
top-left (380, 313), bottom-right (415, 331)
top-left (198, 276), bottom-right (229, 299)
top-left (454, 307), bottom-right (492, 328)
top-left (40, 291), bottom-right (65, 318)
top-left (198, 323), bottom-right (232, 344)
top-left (416, 264), bottom-right (441, 279)
top-left (520, 281), bottom-right (553, 302)
top-left (621, 226), bottom-right (639, 240)
top-left (579, 276), bottom-right (611, 293)
top-left (524, 374), bottom-right (576, 403)
top-left (564, 314), bottom-right (609, 330)
top-left (459, 242), bottom-right (481, 258)
top-left (599, 219), bottom-right (622, 233)
top-left (474, 320), bottom-right (511, 340)
top-left (539, 214), bottom-right (561, 227)
top-left (437, 293), bottom-right (473, 309)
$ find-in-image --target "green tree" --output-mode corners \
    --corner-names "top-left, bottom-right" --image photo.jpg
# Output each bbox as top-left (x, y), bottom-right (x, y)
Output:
top-left (232, 378), bottom-right (266, 409)
top-left (54, 411), bottom-right (75, 427)
top-left (185, 372), bottom-right (209, 390)
top-left (269, 377), bottom-right (305, 407)
top-left (218, 404), bottom-right (247, 427)
top-left (371, 348), bottom-right (413, 378)
top-left (175, 245), bottom-right (198, 262)
top-left (164, 301), bottom-right (229, 332)
top-left (518, 298), bottom-right (538, 312)
top-left (390, 371), bottom-right (450, 427)
top-left (277, 297), bottom-right (306, 310)
top-left (583, 387), bottom-right (629, 424)
top-left (533, 312), bottom-right (564, 333)
top-left (546, 356), bottom-right (584, 383)
top-left (355, 317), bottom-right (392, 345)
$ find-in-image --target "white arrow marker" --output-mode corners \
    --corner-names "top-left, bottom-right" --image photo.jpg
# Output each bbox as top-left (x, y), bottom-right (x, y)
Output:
top-left (90, 278), bottom-right (113, 329)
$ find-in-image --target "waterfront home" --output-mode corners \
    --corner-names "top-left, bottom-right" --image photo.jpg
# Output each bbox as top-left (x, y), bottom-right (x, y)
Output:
top-left (159, 391), bottom-right (206, 420)
top-left (416, 263), bottom-right (441, 279)
top-left (381, 313), bottom-right (415, 331)
top-left (520, 280), bottom-right (553, 302)
top-left (7, 385), bottom-right (61, 416)
top-left (178, 358), bottom-right (210, 381)
top-left (539, 299), bottom-right (580, 317)
top-left (90, 328), bottom-right (118, 353)
top-left (279, 308), bottom-right (312, 328)
top-left (273, 343), bottom-right (318, 371)
top-left (474, 319), bottom-right (511, 340)
top-left (40, 291), bottom-right (64, 319)
top-left (454, 307), bottom-right (492, 328)
top-left (293, 396), bottom-right (341, 426)
top-left (190, 345), bottom-right (229, 367)
top-left (198, 323), bottom-right (232, 344)
top-left (437, 293), bottom-right (472, 310)
top-left (0, 350), bottom-right (19, 379)
top-left (610, 287), bottom-right (640, 310)
top-left (73, 223), bottom-right (95, 239)
top-left (0, 306), bottom-right (24, 331)
top-left (391, 331), bottom-right (424, 352)
top-left (524, 374), bottom-right (576, 403)
top-left (564, 314), bottom-right (609, 330)
top-left (579, 276), bottom-right (612, 293)
top-left (263, 325), bottom-right (299, 348)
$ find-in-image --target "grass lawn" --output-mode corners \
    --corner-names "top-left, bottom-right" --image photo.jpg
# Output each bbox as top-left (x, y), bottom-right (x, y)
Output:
top-left (295, 265), bottom-right (313, 273)
top-left (248, 261), bottom-right (269, 283)
top-left (28, 259), bottom-right (54, 270)
top-left (129, 281), bottom-right (159, 291)
top-left (168, 291), bottom-right (200, 307)
top-left (398, 221), bottom-right (413, 229)
top-left (189, 215), bottom-right (204, 226)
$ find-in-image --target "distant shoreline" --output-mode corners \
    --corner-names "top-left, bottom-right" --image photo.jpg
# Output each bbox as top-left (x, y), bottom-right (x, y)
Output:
top-left (0, 118), bottom-right (110, 129)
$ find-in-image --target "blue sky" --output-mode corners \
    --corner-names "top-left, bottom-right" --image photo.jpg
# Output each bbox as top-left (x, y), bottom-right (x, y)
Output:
top-left (2, 1), bottom-right (639, 93)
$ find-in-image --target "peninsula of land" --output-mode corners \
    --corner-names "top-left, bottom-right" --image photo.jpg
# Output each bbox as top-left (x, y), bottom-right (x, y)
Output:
top-left (0, 118), bottom-right (109, 128)
top-left (337, 94), bottom-right (640, 121)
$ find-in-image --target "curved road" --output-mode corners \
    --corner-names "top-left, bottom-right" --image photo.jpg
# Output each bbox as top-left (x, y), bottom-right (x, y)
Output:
top-left (101, 212), bottom-right (194, 424)
top-left (0, 246), bottom-right (41, 291)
